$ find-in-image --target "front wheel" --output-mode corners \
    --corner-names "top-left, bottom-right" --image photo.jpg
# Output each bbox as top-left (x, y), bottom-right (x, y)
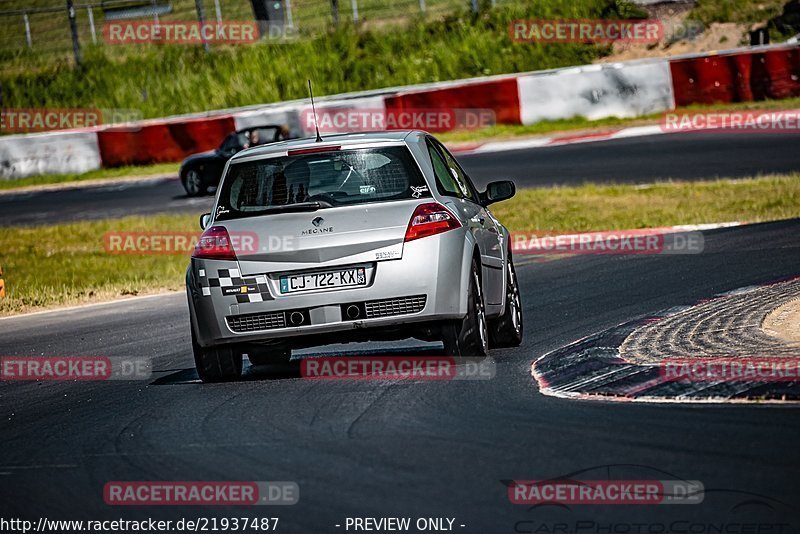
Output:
top-left (441, 260), bottom-right (489, 357)
top-left (489, 254), bottom-right (523, 348)
top-left (192, 329), bottom-right (243, 382)
top-left (182, 168), bottom-right (206, 197)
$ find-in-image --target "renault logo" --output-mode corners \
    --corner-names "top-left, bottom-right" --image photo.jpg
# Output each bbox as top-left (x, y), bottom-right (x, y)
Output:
top-left (312, 216), bottom-right (324, 227)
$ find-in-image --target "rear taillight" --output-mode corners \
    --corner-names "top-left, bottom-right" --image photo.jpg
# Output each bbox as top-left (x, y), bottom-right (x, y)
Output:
top-left (404, 203), bottom-right (462, 242)
top-left (193, 226), bottom-right (237, 261)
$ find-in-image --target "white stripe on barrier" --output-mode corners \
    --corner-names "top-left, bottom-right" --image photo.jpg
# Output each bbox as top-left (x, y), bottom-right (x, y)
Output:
top-left (0, 131), bottom-right (102, 180)
top-left (232, 105), bottom-right (304, 137)
top-left (517, 61), bottom-right (675, 125)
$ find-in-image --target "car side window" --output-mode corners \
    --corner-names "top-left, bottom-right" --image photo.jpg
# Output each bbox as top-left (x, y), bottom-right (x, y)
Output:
top-left (427, 138), bottom-right (473, 200)
top-left (426, 139), bottom-right (460, 198)
top-left (428, 138), bottom-right (477, 202)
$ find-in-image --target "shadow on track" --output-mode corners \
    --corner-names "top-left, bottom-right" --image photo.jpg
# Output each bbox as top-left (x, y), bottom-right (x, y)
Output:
top-left (150, 345), bottom-right (450, 385)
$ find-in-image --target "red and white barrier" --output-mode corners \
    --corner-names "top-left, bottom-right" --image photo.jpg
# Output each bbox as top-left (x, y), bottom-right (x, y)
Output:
top-left (670, 47), bottom-right (800, 106)
top-left (96, 114), bottom-right (236, 167)
top-left (1, 43), bottom-right (798, 180)
top-left (385, 77), bottom-right (521, 125)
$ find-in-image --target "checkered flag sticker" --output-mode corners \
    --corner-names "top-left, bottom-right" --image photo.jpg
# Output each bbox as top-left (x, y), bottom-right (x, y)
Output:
top-left (199, 268), bottom-right (273, 303)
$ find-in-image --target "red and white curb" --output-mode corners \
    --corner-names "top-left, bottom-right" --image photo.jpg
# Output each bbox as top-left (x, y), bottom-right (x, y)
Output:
top-left (451, 125), bottom-right (665, 155)
top-left (530, 267), bottom-right (800, 404)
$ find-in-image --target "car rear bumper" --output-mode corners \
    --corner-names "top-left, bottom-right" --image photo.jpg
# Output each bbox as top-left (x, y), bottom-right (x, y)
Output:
top-left (187, 231), bottom-right (473, 347)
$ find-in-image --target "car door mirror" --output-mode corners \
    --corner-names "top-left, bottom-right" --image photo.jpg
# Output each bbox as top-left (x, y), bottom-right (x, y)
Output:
top-left (199, 213), bottom-right (211, 230)
top-left (482, 180), bottom-right (516, 206)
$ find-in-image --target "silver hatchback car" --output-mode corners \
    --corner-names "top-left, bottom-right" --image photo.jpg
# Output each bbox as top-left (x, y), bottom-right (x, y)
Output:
top-left (186, 130), bottom-right (523, 382)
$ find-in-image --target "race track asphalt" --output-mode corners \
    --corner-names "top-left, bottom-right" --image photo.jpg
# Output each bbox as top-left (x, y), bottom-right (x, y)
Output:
top-left (1, 219), bottom-right (799, 531)
top-left (2, 131), bottom-right (798, 226)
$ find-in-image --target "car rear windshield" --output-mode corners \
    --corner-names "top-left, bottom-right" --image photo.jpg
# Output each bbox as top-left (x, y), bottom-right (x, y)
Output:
top-left (214, 146), bottom-right (430, 220)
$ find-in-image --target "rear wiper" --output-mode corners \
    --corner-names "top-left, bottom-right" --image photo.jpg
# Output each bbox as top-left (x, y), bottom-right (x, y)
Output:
top-left (254, 201), bottom-right (331, 215)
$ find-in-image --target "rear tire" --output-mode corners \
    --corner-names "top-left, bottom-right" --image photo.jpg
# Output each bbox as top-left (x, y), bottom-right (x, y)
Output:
top-left (441, 260), bottom-right (489, 357)
top-left (247, 344), bottom-right (292, 366)
top-left (489, 254), bottom-right (523, 348)
top-left (192, 329), bottom-right (243, 382)
top-left (182, 168), bottom-right (206, 197)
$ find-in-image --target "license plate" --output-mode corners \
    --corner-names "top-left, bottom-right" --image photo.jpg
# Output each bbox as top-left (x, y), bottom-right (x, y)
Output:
top-left (280, 267), bottom-right (366, 294)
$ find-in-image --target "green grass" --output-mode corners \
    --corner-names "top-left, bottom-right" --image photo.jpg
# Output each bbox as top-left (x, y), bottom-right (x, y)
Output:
top-left (2, 0), bottom-right (793, 120)
top-left (2, 173), bottom-right (798, 315)
top-left (0, 214), bottom-right (198, 316)
top-left (0, 0), bottom-right (480, 58)
top-left (0, 1), bottom-right (632, 118)
top-left (0, 162), bottom-right (178, 190)
top-left (491, 174), bottom-right (800, 233)
top-left (690, 0), bottom-right (787, 25)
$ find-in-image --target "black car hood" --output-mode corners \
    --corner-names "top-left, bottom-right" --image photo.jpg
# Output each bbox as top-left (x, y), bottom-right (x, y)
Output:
top-left (182, 150), bottom-right (221, 166)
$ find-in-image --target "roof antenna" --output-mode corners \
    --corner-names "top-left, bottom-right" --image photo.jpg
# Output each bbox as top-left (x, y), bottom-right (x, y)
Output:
top-left (308, 79), bottom-right (323, 143)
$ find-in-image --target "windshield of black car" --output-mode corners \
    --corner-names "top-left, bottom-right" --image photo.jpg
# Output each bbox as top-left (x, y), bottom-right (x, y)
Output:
top-left (214, 146), bottom-right (431, 220)
top-left (220, 133), bottom-right (245, 152)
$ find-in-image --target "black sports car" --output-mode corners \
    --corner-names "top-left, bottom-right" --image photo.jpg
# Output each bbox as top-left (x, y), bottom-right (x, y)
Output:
top-left (180, 124), bottom-right (290, 196)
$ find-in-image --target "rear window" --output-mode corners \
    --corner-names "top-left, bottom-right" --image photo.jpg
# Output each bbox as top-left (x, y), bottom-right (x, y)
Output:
top-left (214, 146), bottom-right (430, 220)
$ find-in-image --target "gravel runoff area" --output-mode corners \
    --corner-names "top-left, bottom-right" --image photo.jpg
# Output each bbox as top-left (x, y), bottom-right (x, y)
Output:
top-left (532, 276), bottom-right (800, 402)
top-left (763, 294), bottom-right (800, 344)
top-left (620, 278), bottom-right (800, 364)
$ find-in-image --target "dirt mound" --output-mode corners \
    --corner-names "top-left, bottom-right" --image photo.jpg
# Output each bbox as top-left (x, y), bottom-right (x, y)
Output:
top-left (599, 2), bottom-right (748, 63)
